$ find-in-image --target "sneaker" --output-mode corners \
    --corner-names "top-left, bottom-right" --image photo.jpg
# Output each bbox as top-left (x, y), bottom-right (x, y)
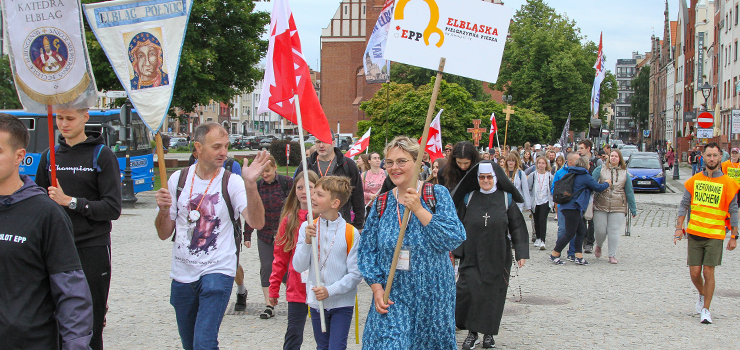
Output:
top-left (566, 255), bottom-right (576, 262)
top-left (700, 308), bottom-right (713, 324)
top-left (574, 257), bottom-right (590, 265)
top-left (462, 331), bottom-right (479, 350)
top-left (549, 255), bottom-right (565, 265)
top-left (594, 246), bottom-right (602, 258)
top-left (534, 239), bottom-right (542, 247)
top-left (539, 241), bottom-right (546, 250)
top-left (259, 305), bottom-right (274, 319)
top-left (609, 257), bottom-right (618, 264)
top-left (482, 334), bottom-right (495, 348)
top-left (696, 295), bottom-right (705, 314)
top-left (234, 292), bottom-right (247, 312)
top-left (583, 244), bottom-right (593, 254)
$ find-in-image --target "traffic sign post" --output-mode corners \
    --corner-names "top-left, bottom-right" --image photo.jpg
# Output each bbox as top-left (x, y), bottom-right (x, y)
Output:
top-left (697, 112), bottom-right (714, 129)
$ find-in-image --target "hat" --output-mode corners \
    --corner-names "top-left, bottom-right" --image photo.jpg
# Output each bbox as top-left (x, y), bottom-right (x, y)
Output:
top-left (445, 144), bottom-right (453, 150)
top-left (554, 143), bottom-right (561, 148)
top-left (488, 148), bottom-right (496, 154)
top-left (534, 144), bottom-right (542, 150)
top-left (732, 148), bottom-right (740, 153)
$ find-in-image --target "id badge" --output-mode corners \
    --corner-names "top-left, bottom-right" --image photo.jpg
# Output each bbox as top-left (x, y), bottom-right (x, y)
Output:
top-left (397, 248), bottom-right (411, 271)
top-left (301, 270), bottom-right (309, 283)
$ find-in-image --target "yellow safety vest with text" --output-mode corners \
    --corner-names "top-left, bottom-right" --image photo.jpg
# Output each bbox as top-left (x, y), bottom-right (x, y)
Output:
top-left (721, 160), bottom-right (740, 185)
top-left (685, 174), bottom-right (740, 239)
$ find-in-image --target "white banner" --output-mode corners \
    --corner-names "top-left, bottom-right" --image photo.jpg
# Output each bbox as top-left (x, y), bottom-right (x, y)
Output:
top-left (697, 128), bottom-right (713, 139)
top-left (363, 0), bottom-right (393, 83)
top-left (732, 110), bottom-right (740, 134)
top-left (383, 0), bottom-right (512, 83)
top-left (83, 0), bottom-right (193, 132)
top-left (2, 0), bottom-right (97, 112)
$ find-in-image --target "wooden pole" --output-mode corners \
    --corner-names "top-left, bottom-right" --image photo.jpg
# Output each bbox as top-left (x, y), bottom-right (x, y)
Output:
top-left (384, 57), bottom-right (445, 304)
top-left (155, 133), bottom-right (168, 190)
top-left (47, 105), bottom-right (57, 187)
top-left (294, 94), bottom-right (326, 332)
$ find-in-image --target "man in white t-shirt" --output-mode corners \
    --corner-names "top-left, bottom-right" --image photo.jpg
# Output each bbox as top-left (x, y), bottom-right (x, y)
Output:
top-left (154, 122), bottom-right (269, 349)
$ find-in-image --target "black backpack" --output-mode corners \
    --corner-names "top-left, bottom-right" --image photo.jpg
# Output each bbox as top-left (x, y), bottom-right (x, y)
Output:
top-left (552, 173), bottom-right (585, 204)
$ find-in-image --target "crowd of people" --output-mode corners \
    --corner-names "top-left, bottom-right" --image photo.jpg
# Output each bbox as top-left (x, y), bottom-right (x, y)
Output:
top-left (3, 109), bottom-right (740, 350)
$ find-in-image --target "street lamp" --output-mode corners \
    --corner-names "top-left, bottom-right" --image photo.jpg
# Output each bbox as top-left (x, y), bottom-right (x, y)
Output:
top-left (673, 100), bottom-right (681, 180)
top-left (701, 82), bottom-right (712, 111)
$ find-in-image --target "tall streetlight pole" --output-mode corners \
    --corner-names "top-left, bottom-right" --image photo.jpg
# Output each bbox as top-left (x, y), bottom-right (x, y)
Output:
top-left (673, 100), bottom-right (681, 180)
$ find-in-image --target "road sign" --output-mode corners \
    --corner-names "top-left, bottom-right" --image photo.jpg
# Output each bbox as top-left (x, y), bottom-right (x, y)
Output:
top-left (697, 128), bottom-right (713, 138)
top-left (643, 130), bottom-right (650, 137)
top-left (105, 91), bottom-right (128, 98)
top-left (697, 112), bottom-right (714, 128)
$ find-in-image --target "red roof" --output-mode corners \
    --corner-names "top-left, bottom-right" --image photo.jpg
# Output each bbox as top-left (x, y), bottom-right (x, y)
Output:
top-left (670, 21), bottom-right (678, 46)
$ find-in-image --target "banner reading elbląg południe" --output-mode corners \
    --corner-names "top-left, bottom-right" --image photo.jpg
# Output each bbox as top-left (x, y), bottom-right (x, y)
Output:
top-left (83, 0), bottom-right (193, 132)
top-left (2, 0), bottom-right (98, 112)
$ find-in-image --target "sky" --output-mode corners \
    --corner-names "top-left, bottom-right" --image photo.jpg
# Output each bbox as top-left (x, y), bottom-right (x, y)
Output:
top-left (253, 0), bottom-right (678, 73)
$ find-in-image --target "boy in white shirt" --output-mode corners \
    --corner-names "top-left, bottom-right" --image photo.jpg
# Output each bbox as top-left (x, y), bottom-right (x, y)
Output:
top-left (293, 176), bottom-right (362, 350)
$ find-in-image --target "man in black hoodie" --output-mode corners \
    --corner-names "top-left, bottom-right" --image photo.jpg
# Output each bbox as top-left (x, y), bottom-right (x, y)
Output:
top-left (36, 108), bottom-right (122, 350)
top-left (0, 113), bottom-right (93, 350)
top-left (295, 138), bottom-right (365, 229)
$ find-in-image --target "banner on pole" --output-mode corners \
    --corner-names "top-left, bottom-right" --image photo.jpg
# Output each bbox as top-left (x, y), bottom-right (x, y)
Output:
top-left (2, 0), bottom-right (98, 112)
top-left (590, 33), bottom-right (605, 117)
top-left (558, 113), bottom-right (571, 147)
top-left (83, 0), bottom-right (193, 132)
top-left (364, 0), bottom-right (393, 83)
top-left (383, 0), bottom-right (512, 83)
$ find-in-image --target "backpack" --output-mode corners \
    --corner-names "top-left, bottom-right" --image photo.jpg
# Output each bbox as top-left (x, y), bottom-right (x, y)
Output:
top-left (275, 175), bottom-right (291, 197)
top-left (552, 173), bottom-right (585, 204)
top-left (173, 166), bottom-right (243, 265)
top-left (46, 144), bottom-right (106, 172)
top-left (588, 156), bottom-right (598, 174)
top-left (224, 157), bottom-right (236, 173)
top-left (375, 182), bottom-right (437, 218)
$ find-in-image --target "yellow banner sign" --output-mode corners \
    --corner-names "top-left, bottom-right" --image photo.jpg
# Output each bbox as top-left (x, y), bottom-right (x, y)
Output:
top-left (727, 167), bottom-right (740, 184)
top-left (693, 180), bottom-right (724, 208)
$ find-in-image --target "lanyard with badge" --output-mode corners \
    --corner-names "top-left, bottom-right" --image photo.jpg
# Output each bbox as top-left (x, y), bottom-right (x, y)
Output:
top-left (186, 165), bottom-right (219, 241)
top-left (394, 181), bottom-right (423, 272)
top-left (302, 215), bottom-right (339, 284)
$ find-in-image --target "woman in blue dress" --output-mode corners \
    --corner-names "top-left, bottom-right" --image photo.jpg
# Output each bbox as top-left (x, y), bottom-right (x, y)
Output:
top-left (358, 136), bottom-right (466, 350)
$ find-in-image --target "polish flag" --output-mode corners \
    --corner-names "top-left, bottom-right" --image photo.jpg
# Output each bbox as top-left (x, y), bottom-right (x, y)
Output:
top-left (345, 127), bottom-right (372, 158)
top-left (418, 109), bottom-right (444, 161)
top-left (489, 112), bottom-right (498, 149)
top-left (257, 0), bottom-right (332, 143)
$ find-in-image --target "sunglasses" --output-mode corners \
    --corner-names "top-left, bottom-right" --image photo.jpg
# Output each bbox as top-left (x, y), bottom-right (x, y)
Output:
top-left (478, 174), bottom-right (494, 180)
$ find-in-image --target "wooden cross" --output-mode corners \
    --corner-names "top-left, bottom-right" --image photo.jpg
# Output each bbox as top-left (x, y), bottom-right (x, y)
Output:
top-left (483, 212), bottom-right (490, 227)
top-left (467, 119), bottom-right (486, 147)
top-left (503, 104), bottom-right (515, 148)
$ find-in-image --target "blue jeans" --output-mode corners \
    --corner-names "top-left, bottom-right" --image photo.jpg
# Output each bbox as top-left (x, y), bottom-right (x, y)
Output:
top-left (557, 207), bottom-right (576, 257)
top-left (170, 273), bottom-right (234, 350)
top-left (309, 306), bottom-right (354, 350)
top-left (692, 163), bottom-right (699, 175)
top-left (284, 302), bottom-right (309, 350)
top-left (554, 209), bottom-right (586, 255)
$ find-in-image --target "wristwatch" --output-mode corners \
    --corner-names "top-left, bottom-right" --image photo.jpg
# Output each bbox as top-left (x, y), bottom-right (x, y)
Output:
top-left (732, 235), bottom-right (738, 240)
top-left (69, 197), bottom-right (78, 210)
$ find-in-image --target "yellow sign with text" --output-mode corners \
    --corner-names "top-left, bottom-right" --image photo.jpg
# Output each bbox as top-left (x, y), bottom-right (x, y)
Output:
top-left (693, 180), bottom-right (724, 208)
top-left (727, 167), bottom-right (740, 184)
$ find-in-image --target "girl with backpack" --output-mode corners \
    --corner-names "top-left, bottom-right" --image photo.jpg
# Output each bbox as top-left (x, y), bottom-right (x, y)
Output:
top-left (528, 156), bottom-right (554, 250)
top-left (244, 155), bottom-right (294, 319)
top-left (269, 170), bottom-right (318, 349)
top-left (504, 153), bottom-right (532, 213)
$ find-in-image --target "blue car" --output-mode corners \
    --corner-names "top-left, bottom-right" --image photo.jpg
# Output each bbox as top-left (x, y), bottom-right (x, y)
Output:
top-left (627, 154), bottom-right (666, 193)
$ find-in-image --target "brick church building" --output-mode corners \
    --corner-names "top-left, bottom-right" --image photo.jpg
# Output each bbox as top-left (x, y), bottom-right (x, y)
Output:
top-left (320, 0), bottom-right (504, 135)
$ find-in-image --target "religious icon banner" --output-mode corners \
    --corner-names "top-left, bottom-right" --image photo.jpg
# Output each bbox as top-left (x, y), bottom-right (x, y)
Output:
top-left (363, 0), bottom-right (393, 83)
top-left (383, 0), bottom-right (512, 83)
top-left (2, 0), bottom-right (98, 112)
top-left (83, 0), bottom-right (193, 132)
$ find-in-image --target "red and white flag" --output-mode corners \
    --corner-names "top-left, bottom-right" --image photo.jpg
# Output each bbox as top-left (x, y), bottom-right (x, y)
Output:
top-left (258, 0), bottom-right (332, 143)
top-left (345, 127), bottom-right (372, 158)
top-left (418, 109), bottom-right (444, 161)
top-left (489, 112), bottom-right (498, 148)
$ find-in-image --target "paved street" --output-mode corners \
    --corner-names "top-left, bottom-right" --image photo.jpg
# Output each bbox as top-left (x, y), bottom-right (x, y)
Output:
top-left (104, 165), bottom-right (739, 349)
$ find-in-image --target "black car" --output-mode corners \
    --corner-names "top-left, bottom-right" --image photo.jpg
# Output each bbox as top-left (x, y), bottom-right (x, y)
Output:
top-left (242, 136), bottom-right (260, 150)
top-left (259, 136), bottom-right (275, 149)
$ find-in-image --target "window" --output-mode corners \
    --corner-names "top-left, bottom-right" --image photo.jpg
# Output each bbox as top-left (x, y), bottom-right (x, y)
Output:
top-left (362, 5), bottom-right (365, 14)
top-left (736, 5), bottom-right (738, 25)
top-left (344, 5), bottom-right (347, 14)
top-left (735, 40), bottom-right (738, 62)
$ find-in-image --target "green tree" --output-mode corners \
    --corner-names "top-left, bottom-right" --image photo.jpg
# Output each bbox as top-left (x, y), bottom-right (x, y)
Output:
top-left (598, 71), bottom-right (618, 121)
top-left (358, 79), bottom-right (552, 153)
top-left (630, 66), bottom-right (650, 131)
top-left (82, 0), bottom-right (270, 111)
top-left (391, 63), bottom-right (489, 101)
top-left (491, 0), bottom-right (616, 136)
top-left (0, 56), bottom-right (22, 109)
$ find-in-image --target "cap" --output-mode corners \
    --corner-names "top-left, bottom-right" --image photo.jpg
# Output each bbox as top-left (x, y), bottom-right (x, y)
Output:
top-left (554, 143), bottom-right (561, 148)
top-left (732, 148), bottom-right (740, 153)
top-left (534, 144), bottom-right (542, 150)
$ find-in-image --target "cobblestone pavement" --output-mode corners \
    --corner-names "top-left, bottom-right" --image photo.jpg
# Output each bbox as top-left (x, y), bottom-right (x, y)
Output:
top-left (105, 166), bottom-right (738, 349)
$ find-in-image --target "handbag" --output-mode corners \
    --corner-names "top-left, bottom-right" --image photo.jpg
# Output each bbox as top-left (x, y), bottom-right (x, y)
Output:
top-left (583, 194), bottom-right (595, 220)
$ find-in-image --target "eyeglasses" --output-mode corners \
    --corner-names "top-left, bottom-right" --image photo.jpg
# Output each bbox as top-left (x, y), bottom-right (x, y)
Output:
top-left (385, 158), bottom-right (410, 168)
top-left (478, 174), bottom-right (494, 180)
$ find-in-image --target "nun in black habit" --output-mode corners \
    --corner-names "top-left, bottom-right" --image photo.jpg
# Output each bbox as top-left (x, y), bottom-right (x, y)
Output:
top-left (451, 161), bottom-right (530, 349)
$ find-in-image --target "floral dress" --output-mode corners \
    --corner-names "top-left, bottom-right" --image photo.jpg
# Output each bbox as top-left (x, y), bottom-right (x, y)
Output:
top-left (358, 184), bottom-right (466, 350)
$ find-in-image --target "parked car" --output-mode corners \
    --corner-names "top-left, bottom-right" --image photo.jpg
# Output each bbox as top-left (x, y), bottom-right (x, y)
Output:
top-left (620, 145), bottom-right (638, 159)
top-left (627, 153), bottom-right (666, 193)
top-left (304, 136), bottom-right (316, 144)
top-left (169, 137), bottom-right (188, 149)
top-left (289, 136), bottom-right (302, 143)
top-left (242, 136), bottom-right (260, 150)
top-left (259, 136), bottom-right (274, 149)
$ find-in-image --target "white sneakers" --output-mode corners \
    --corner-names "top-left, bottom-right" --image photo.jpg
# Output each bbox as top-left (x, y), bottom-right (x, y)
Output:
top-left (534, 239), bottom-right (545, 250)
top-left (695, 295), bottom-right (705, 315)
top-left (700, 308), bottom-right (713, 324)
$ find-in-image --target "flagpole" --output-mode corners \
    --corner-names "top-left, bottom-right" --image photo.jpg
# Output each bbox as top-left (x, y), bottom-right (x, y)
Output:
top-left (155, 133), bottom-right (168, 190)
top-left (294, 93), bottom-right (326, 332)
top-left (47, 105), bottom-right (57, 186)
top-left (384, 57), bottom-right (445, 304)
